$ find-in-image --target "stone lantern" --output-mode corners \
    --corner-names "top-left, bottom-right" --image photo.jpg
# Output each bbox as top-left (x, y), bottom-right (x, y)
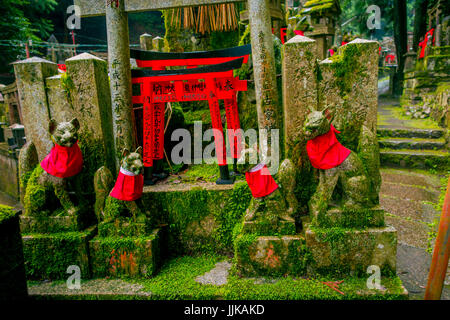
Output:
top-left (299, 0), bottom-right (341, 60)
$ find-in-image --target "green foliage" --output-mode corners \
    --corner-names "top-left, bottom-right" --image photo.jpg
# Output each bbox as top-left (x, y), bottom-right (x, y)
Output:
top-left (23, 166), bottom-right (49, 216)
top-left (0, 204), bottom-right (15, 224)
top-left (0, 0), bottom-right (57, 73)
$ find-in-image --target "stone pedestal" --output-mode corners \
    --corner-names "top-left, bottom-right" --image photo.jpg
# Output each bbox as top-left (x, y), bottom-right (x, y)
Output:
top-left (22, 226), bottom-right (96, 280)
top-left (242, 219), bottom-right (296, 235)
top-left (305, 225), bottom-right (397, 276)
top-left (315, 206), bottom-right (386, 229)
top-left (234, 233), bottom-right (307, 277)
top-left (89, 228), bottom-right (163, 278)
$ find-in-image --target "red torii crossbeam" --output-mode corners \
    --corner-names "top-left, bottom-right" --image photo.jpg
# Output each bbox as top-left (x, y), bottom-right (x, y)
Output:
top-left (131, 55), bottom-right (249, 184)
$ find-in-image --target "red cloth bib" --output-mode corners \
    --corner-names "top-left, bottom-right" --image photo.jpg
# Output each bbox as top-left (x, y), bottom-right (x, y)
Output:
top-left (40, 141), bottom-right (83, 178)
top-left (306, 124), bottom-right (351, 170)
top-left (419, 28), bottom-right (435, 59)
top-left (110, 168), bottom-right (144, 201)
top-left (245, 164), bottom-right (279, 198)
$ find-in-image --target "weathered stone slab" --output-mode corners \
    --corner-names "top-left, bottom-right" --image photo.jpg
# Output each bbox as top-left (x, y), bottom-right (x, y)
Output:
top-left (241, 219), bottom-right (296, 235)
top-left (98, 219), bottom-right (149, 237)
top-left (89, 228), bottom-right (162, 278)
top-left (282, 35), bottom-right (317, 167)
top-left (22, 226), bottom-right (96, 280)
top-left (234, 234), bottom-right (307, 277)
top-left (305, 225), bottom-right (397, 276)
top-left (318, 39), bottom-right (379, 149)
top-left (316, 206), bottom-right (385, 229)
top-left (20, 215), bottom-right (79, 233)
top-left (139, 33), bottom-right (152, 50)
top-left (65, 52), bottom-right (116, 174)
top-left (13, 57), bottom-right (59, 160)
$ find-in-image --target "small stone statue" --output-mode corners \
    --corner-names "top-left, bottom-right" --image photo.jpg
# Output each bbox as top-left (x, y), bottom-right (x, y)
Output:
top-left (22, 118), bottom-right (83, 217)
top-left (94, 147), bottom-right (150, 231)
top-left (239, 143), bottom-right (298, 234)
top-left (304, 107), bottom-right (381, 219)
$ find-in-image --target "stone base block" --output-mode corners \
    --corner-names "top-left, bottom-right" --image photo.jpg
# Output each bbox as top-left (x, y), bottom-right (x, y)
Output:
top-left (234, 233), bottom-right (307, 277)
top-left (22, 226), bottom-right (96, 280)
top-left (98, 219), bottom-right (149, 237)
top-left (89, 228), bottom-right (162, 278)
top-left (316, 206), bottom-right (385, 228)
top-left (20, 215), bottom-right (79, 233)
top-left (241, 219), bottom-right (296, 235)
top-left (20, 206), bottom-right (95, 233)
top-left (305, 225), bottom-right (397, 276)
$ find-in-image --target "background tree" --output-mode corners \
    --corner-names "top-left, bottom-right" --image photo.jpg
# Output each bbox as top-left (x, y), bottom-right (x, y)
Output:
top-left (393, 0), bottom-right (408, 96)
top-left (0, 0), bottom-right (57, 76)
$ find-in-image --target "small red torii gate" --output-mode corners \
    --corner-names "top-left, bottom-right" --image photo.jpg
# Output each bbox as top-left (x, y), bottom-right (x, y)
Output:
top-left (130, 45), bottom-right (251, 184)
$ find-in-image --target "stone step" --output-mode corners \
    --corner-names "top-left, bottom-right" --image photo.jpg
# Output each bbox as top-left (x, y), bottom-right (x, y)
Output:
top-left (378, 137), bottom-right (446, 150)
top-left (377, 127), bottom-right (446, 139)
top-left (380, 149), bottom-right (450, 170)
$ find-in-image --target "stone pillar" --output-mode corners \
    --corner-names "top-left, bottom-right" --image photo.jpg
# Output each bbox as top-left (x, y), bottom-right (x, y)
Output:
top-left (140, 33), bottom-right (153, 51)
top-left (248, 0), bottom-right (281, 147)
top-left (13, 57), bottom-right (58, 160)
top-left (105, 0), bottom-right (136, 167)
top-left (65, 53), bottom-right (116, 174)
top-left (282, 35), bottom-right (317, 167)
top-left (152, 36), bottom-right (164, 52)
top-left (318, 39), bottom-right (379, 149)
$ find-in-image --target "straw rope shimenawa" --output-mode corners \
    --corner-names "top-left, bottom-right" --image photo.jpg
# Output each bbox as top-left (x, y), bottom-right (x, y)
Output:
top-left (169, 4), bottom-right (239, 34)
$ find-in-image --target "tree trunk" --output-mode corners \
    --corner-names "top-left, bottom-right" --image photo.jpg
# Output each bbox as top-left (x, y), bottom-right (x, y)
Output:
top-left (413, 0), bottom-right (428, 50)
top-left (393, 0), bottom-right (408, 96)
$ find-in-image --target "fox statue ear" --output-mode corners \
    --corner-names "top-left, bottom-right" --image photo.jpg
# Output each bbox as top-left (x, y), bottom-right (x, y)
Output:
top-left (70, 118), bottom-right (80, 131)
top-left (122, 148), bottom-right (130, 158)
top-left (135, 146), bottom-right (143, 155)
top-left (49, 119), bottom-right (57, 134)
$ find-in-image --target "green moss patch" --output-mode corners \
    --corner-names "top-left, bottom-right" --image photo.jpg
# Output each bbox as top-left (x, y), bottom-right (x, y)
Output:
top-left (22, 227), bottom-right (96, 280)
top-left (141, 181), bottom-right (252, 256)
top-left (28, 255), bottom-right (408, 300)
top-left (0, 204), bottom-right (15, 224)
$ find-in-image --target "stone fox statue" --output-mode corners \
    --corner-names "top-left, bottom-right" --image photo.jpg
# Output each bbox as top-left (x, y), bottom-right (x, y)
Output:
top-left (238, 143), bottom-right (299, 231)
top-left (304, 107), bottom-right (381, 218)
top-left (94, 147), bottom-right (149, 225)
top-left (22, 118), bottom-right (84, 217)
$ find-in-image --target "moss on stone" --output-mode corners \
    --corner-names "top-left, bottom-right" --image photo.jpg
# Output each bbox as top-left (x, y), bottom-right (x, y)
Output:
top-left (22, 228), bottom-right (94, 280)
top-left (141, 181), bottom-right (252, 256)
top-left (0, 204), bottom-right (15, 224)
